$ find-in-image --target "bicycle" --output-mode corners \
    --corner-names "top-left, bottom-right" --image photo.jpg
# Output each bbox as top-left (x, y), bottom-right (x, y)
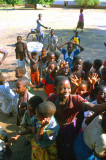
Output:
top-left (26, 28), bottom-right (51, 44)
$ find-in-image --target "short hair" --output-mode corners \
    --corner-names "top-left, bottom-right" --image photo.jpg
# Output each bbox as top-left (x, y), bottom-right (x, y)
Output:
top-left (38, 14), bottom-right (42, 17)
top-left (82, 60), bottom-right (92, 70)
top-left (0, 74), bottom-right (5, 85)
top-left (28, 96), bottom-right (43, 110)
top-left (17, 77), bottom-right (30, 87)
top-left (101, 67), bottom-right (106, 74)
top-left (47, 51), bottom-right (55, 57)
top-left (54, 76), bottom-right (69, 87)
top-left (93, 59), bottom-right (103, 69)
top-left (17, 36), bottom-right (22, 40)
top-left (37, 101), bottom-right (56, 118)
top-left (15, 66), bottom-right (26, 75)
top-left (48, 61), bottom-right (57, 67)
top-left (31, 52), bottom-right (37, 56)
top-left (95, 85), bottom-right (105, 95)
top-left (54, 51), bottom-right (60, 60)
top-left (72, 55), bottom-right (81, 65)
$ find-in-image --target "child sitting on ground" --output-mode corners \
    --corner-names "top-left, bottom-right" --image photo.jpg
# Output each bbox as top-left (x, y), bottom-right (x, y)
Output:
top-left (27, 51), bottom-right (39, 85)
top-left (15, 36), bottom-right (28, 68)
top-left (38, 47), bottom-right (47, 80)
top-left (31, 101), bottom-right (60, 160)
top-left (35, 61), bottom-right (57, 96)
top-left (73, 113), bottom-right (106, 160)
top-left (82, 60), bottom-right (92, 80)
top-left (47, 75), bottom-right (106, 160)
top-left (0, 74), bottom-right (15, 116)
top-left (13, 77), bottom-right (34, 126)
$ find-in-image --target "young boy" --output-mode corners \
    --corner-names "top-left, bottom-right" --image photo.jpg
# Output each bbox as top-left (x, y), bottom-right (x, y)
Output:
top-left (13, 77), bottom-right (34, 125)
top-left (15, 36), bottom-right (27, 68)
top-left (82, 60), bottom-right (92, 80)
top-left (27, 51), bottom-right (39, 85)
top-left (47, 29), bottom-right (58, 52)
top-left (70, 31), bottom-right (80, 47)
top-left (35, 61), bottom-right (57, 96)
top-left (36, 14), bottom-right (48, 43)
top-left (57, 41), bottom-right (84, 69)
top-left (31, 101), bottom-right (60, 160)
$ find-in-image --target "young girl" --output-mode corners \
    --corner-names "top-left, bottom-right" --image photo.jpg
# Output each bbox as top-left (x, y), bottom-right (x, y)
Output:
top-left (0, 74), bottom-right (15, 116)
top-left (47, 76), bottom-right (106, 160)
top-left (31, 101), bottom-right (60, 160)
top-left (75, 8), bottom-right (84, 32)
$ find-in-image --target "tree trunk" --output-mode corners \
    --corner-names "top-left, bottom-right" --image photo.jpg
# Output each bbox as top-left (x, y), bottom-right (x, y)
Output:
top-left (34, 4), bottom-right (37, 9)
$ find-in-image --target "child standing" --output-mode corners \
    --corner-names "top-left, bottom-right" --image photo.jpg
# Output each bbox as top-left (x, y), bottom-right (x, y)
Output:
top-left (57, 41), bottom-right (84, 69)
top-left (70, 31), bottom-right (80, 49)
top-left (75, 9), bottom-right (84, 32)
top-left (14, 77), bottom-right (34, 125)
top-left (27, 51), bottom-right (39, 85)
top-left (0, 74), bottom-right (15, 116)
top-left (82, 60), bottom-right (92, 80)
top-left (92, 59), bottom-right (103, 77)
top-left (38, 47), bottom-right (47, 80)
top-left (31, 101), bottom-right (60, 160)
top-left (36, 61), bottom-right (57, 96)
top-left (47, 29), bottom-right (58, 52)
top-left (47, 76), bottom-right (106, 160)
top-left (15, 36), bottom-right (27, 68)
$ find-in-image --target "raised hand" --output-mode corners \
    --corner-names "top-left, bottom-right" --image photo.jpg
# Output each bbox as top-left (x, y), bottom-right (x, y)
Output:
top-left (41, 117), bottom-right (50, 127)
top-left (88, 73), bottom-right (99, 85)
top-left (71, 75), bottom-right (81, 86)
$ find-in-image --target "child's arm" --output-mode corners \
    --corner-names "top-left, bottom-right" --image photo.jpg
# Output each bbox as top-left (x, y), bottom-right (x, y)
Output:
top-left (27, 51), bottom-right (38, 64)
top-left (57, 41), bottom-right (70, 51)
top-left (71, 75), bottom-right (81, 93)
top-left (72, 42), bottom-right (84, 52)
top-left (0, 49), bottom-right (8, 65)
top-left (37, 20), bottom-right (48, 29)
top-left (36, 118), bottom-right (49, 141)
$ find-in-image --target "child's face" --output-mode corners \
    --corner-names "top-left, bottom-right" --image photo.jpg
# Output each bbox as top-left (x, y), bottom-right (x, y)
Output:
top-left (48, 64), bottom-right (56, 74)
top-left (56, 80), bottom-right (71, 101)
top-left (27, 103), bottom-right (35, 117)
top-left (17, 37), bottom-right (22, 43)
top-left (96, 87), bottom-right (106, 104)
top-left (74, 59), bottom-right (82, 70)
top-left (41, 49), bottom-right (46, 55)
top-left (48, 54), bottom-right (55, 62)
top-left (39, 14), bottom-right (42, 20)
top-left (15, 70), bottom-right (23, 78)
top-left (76, 84), bottom-right (87, 96)
top-left (82, 64), bottom-right (88, 72)
top-left (51, 30), bottom-right (54, 36)
top-left (31, 54), bottom-right (37, 59)
top-left (75, 32), bottom-right (78, 37)
top-left (61, 64), bottom-right (69, 76)
top-left (16, 81), bottom-right (26, 94)
top-left (67, 45), bottom-right (73, 53)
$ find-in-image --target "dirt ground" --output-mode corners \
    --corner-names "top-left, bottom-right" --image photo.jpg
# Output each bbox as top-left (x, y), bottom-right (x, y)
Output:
top-left (0, 6), bottom-right (106, 160)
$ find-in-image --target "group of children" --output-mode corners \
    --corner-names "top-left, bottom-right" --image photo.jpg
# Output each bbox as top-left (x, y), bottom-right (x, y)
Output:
top-left (0, 12), bottom-right (106, 160)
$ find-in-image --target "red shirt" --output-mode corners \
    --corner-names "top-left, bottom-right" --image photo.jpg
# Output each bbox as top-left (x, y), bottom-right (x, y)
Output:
top-left (47, 94), bottom-right (87, 125)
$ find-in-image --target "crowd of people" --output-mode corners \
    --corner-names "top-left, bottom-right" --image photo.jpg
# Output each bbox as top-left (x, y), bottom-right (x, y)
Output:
top-left (0, 10), bottom-right (106, 160)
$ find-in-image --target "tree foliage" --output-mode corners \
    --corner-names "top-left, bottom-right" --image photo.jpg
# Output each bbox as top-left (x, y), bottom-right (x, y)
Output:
top-left (75, 0), bottom-right (100, 8)
top-left (26, 0), bottom-right (55, 5)
top-left (5, 0), bottom-right (23, 5)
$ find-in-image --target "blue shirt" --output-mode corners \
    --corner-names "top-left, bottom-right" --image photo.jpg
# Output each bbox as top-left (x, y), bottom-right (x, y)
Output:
top-left (61, 48), bottom-right (80, 69)
top-left (31, 115), bottom-right (60, 148)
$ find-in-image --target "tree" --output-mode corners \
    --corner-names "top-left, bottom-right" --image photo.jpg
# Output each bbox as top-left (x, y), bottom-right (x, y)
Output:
top-left (26, 0), bottom-right (55, 9)
top-left (5, 0), bottom-right (23, 7)
top-left (75, 0), bottom-right (100, 8)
